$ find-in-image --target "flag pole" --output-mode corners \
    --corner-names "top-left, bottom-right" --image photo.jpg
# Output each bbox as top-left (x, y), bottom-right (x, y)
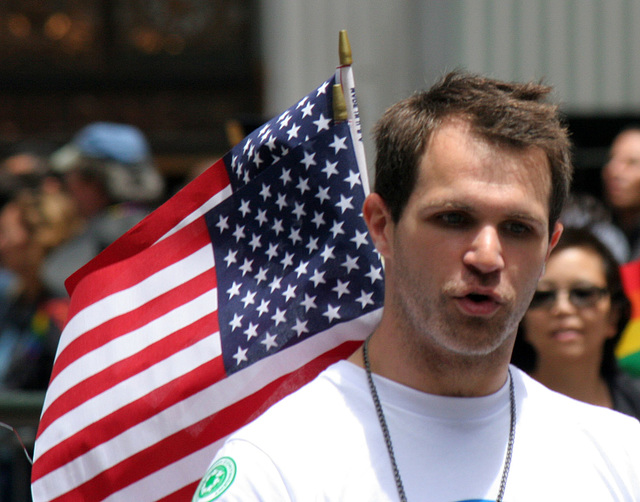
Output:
top-left (333, 30), bottom-right (351, 122)
top-left (335, 29), bottom-right (371, 193)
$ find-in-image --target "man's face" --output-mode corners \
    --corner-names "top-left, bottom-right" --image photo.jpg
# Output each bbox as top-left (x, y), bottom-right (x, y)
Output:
top-left (371, 119), bottom-right (560, 358)
top-left (602, 130), bottom-right (640, 213)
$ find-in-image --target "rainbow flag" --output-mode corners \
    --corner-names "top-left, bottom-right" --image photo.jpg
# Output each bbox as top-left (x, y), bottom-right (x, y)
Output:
top-left (617, 260), bottom-right (640, 376)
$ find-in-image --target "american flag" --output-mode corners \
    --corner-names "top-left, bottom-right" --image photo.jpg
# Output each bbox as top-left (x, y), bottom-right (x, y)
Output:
top-left (31, 67), bottom-right (384, 501)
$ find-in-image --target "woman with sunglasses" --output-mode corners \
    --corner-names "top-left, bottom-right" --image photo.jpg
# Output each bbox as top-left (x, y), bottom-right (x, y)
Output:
top-left (512, 226), bottom-right (640, 419)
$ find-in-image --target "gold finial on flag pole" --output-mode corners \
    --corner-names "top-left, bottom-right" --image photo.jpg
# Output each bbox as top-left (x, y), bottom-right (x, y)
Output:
top-left (339, 30), bottom-right (352, 66)
top-left (334, 30), bottom-right (350, 121)
top-left (333, 83), bottom-right (348, 122)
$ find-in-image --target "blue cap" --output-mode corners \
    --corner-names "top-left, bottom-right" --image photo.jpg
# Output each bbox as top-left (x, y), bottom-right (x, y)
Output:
top-left (73, 122), bottom-right (151, 164)
top-left (51, 122), bottom-right (152, 173)
top-left (50, 122), bottom-right (164, 203)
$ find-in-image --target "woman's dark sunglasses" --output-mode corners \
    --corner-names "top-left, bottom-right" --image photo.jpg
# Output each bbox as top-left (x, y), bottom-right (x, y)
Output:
top-left (529, 285), bottom-right (609, 310)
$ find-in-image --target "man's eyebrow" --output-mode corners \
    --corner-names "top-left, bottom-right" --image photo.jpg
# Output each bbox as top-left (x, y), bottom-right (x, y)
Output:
top-left (422, 201), bottom-right (546, 225)
top-left (422, 200), bottom-right (472, 211)
top-left (505, 211), bottom-right (543, 223)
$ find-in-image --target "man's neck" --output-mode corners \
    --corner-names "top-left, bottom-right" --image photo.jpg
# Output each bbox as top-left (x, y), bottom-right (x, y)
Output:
top-left (348, 328), bottom-right (513, 397)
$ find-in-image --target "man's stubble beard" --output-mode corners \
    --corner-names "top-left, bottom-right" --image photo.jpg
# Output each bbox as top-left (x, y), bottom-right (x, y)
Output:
top-left (391, 265), bottom-right (528, 362)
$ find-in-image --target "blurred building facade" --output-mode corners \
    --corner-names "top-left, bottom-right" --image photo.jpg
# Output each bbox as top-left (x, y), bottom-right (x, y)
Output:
top-left (262, 0), bottom-right (640, 197)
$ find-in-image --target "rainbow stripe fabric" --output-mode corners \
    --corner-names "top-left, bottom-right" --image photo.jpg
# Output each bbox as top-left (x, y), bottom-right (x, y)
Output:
top-left (617, 260), bottom-right (640, 376)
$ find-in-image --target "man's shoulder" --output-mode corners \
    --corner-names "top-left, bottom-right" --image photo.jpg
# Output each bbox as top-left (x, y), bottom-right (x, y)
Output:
top-left (232, 360), bottom-right (364, 440)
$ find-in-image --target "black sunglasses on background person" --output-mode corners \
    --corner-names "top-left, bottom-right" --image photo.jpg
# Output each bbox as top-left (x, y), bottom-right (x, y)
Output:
top-left (529, 285), bottom-right (609, 310)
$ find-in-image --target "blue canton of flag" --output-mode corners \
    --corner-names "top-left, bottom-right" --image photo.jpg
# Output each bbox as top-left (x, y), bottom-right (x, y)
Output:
top-left (208, 76), bottom-right (384, 374)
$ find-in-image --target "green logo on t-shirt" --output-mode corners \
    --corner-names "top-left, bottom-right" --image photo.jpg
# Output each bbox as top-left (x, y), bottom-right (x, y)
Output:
top-left (193, 457), bottom-right (237, 501)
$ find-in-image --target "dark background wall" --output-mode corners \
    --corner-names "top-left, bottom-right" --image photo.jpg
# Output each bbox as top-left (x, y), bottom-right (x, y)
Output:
top-left (567, 115), bottom-right (640, 199)
top-left (0, 0), bottom-right (262, 189)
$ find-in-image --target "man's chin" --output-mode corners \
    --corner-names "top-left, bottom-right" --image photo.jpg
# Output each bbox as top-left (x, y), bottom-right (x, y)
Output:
top-left (437, 327), bottom-right (513, 358)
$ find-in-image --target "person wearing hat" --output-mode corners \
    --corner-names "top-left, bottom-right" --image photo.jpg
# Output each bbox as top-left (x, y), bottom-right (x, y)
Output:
top-left (41, 122), bottom-right (165, 297)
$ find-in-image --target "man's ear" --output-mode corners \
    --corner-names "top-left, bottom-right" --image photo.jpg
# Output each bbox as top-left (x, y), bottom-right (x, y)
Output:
top-left (547, 221), bottom-right (563, 258)
top-left (362, 193), bottom-right (393, 258)
top-left (539, 222), bottom-right (563, 278)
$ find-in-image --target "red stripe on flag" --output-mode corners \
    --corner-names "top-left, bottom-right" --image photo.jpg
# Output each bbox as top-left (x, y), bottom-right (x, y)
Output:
top-left (64, 160), bottom-right (230, 296)
top-left (32, 354), bottom-right (226, 484)
top-left (63, 217), bottom-right (212, 322)
top-left (37, 308), bottom-right (220, 440)
top-left (40, 340), bottom-right (361, 501)
top-left (48, 264), bottom-right (217, 383)
top-left (158, 483), bottom-right (200, 502)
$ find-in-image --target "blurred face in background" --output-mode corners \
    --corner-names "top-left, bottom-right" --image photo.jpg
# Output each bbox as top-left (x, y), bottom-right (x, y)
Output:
top-left (64, 170), bottom-right (109, 219)
top-left (603, 129), bottom-right (640, 215)
top-left (0, 191), bottom-right (81, 284)
top-left (0, 202), bottom-right (42, 276)
top-left (522, 245), bottom-right (617, 366)
top-left (0, 202), bottom-right (34, 276)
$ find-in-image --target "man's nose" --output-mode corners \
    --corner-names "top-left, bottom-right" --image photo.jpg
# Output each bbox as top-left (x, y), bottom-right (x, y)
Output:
top-left (463, 226), bottom-right (504, 274)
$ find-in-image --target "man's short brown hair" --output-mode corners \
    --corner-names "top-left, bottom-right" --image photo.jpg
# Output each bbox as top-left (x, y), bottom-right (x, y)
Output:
top-left (373, 71), bottom-right (573, 231)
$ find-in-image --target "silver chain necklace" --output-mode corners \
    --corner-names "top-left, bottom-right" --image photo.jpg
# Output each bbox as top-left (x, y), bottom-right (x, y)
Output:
top-left (362, 334), bottom-right (516, 502)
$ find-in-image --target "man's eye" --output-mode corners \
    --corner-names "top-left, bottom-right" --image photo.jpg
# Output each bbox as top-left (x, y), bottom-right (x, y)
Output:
top-left (502, 221), bottom-right (531, 236)
top-left (438, 213), bottom-right (467, 226)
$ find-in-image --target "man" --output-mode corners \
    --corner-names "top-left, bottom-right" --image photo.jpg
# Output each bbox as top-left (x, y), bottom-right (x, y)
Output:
top-left (602, 126), bottom-right (640, 261)
top-left (193, 72), bottom-right (640, 501)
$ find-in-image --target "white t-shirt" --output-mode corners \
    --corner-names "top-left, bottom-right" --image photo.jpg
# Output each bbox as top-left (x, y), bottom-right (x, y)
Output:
top-left (193, 362), bottom-right (640, 501)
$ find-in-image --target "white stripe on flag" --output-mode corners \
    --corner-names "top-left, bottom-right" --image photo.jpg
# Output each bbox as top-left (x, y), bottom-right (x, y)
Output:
top-left (102, 438), bottom-right (228, 502)
top-left (41, 286), bottom-right (219, 419)
top-left (43, 244), bottom-right (215, 406)
top-left (35, 290), bottom-right (221, 454)
top-left (31, 335), bottom-right (223, 500)
top-left (55, 244), bottom-right (215, 356)
top-left (157, 185), bottom-right (233, 243)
